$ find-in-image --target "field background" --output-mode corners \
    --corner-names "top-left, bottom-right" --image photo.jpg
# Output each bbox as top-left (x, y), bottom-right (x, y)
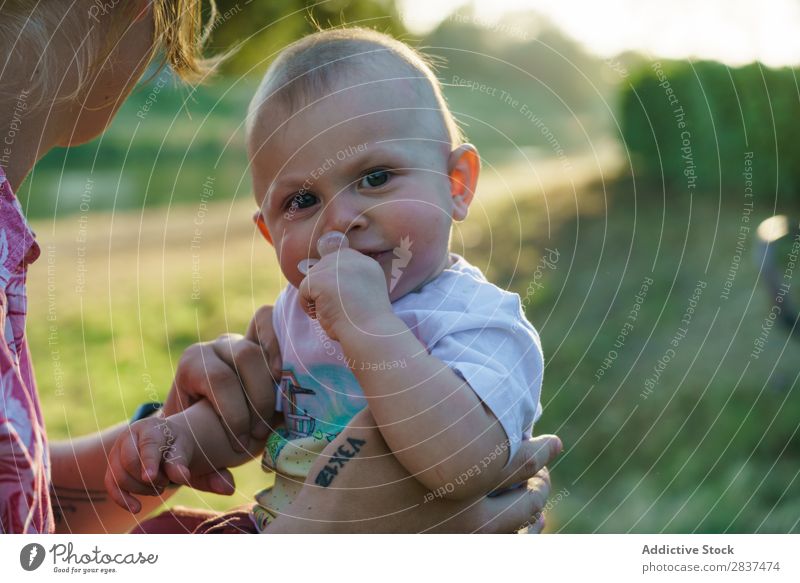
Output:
top-left (21, 1), bottom-right (800, 532)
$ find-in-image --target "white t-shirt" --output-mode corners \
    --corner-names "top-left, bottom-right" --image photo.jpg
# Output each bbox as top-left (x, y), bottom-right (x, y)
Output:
top-left (252, 253), bottom-right (544, 529)
top-left (272, 252), bottom-right (543, 464)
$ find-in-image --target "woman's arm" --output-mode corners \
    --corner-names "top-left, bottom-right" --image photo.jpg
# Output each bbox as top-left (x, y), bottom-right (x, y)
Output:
top-left (50, 401), bottom-right (272, 533)
top-left (49, 423), bottom-right (179, 534)
top-left (51, 398), bottom-right (273, 532)
top-left (267, 407), bottom-right (560, 533)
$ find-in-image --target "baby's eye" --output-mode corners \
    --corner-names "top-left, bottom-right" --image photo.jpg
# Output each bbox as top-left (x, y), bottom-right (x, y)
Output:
top-left (285, 191), bottom-right (317, 211)
top-left (359, 169), bottom-right (391, 189)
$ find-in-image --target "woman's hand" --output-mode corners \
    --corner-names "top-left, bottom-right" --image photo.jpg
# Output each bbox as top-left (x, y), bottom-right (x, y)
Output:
top-left (164, 305), bottom-right (281, 452)
top-left (268, 407), bottom-right (561, 533)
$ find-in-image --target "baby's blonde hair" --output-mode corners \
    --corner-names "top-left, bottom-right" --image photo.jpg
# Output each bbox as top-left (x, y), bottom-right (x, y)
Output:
top-left (0, 0), bottom-right (219, 105)
top-left (247, 27), bottom-right (464, 148)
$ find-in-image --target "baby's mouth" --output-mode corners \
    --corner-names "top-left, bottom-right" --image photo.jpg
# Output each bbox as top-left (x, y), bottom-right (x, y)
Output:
top-left (361, 250), bottom-right (391, 261)
top-left (297, 249), bottom-right (391, 275)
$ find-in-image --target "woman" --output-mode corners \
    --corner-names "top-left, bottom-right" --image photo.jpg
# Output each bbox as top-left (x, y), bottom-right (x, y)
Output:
top-left (0, 0), bottom-right (559, 534)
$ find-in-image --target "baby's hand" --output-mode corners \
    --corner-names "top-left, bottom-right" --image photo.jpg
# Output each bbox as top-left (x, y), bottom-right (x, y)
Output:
top-left (104, 414), bottom-right (234, 513)
top-left (298, 232), bottom-right (393, 341)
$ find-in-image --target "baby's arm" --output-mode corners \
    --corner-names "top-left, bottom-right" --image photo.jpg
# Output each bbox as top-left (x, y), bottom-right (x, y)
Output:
top-left (336, 316), bottom-right (509, 500)
top-left (162, 399), bottom-right (271, 473)
top-left (298, 245), bottom-right (537, 500)
top-left (104, 400), bottom-right (272, 512)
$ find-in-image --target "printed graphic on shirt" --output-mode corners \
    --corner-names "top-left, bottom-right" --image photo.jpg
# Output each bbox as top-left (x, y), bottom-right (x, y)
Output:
top-left (263, 364), bottom-right (367, 471)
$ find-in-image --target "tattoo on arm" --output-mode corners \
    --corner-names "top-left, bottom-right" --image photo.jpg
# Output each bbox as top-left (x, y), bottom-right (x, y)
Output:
top-left (314, 437), bottom-right (366, 487)
top-left (50, 485), bottom-right (108, 525)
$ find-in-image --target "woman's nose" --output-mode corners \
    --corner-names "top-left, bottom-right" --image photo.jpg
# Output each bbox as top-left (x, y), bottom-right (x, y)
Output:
top-left (322, 193), bottom-right (368, 235)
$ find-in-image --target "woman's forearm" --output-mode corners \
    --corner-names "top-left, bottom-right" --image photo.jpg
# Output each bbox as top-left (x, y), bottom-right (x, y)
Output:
top-left (49, 424), bottom-right (179, 534)
top-left (266, 406), bottom-right (556, 533)
top-left (266, 406), bottom-right (448, 533)
top-left (50, 403), bottom-right (267, 534)
top-left (337, 314), bottom-right (509, 498)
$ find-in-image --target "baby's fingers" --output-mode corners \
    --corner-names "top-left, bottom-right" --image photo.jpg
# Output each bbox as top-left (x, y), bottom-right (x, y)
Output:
top-left (124, 418), bottom-right (170, 486)
top-left (160, 435), bottom-right (195, 487)
top-left (104, 456), bottom-right (145, 514)
top-left (297, 275), bottom-right (317, 320)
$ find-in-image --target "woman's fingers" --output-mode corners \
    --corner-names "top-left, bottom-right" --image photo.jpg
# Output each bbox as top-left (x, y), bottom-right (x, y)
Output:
top-left (474, 469), bottom-right (551, 534)
top-left (104, 452), bottom-right (145, 514)
top-left (104, 475), bottom-right (141, 514)
top-left (521, 511), bottom-right (546, 534)
top-left (211, 333), bottom-right (276, 441)
top-left (170, 341), bottom-right (251, 452)
top-left (156, 431), bottom-right (193, 487)
top-left (156, 431), bottom-right (235, 494)
top-left (164, 341), bottom-right (212, 415)
top-left (493, 435), bottom-right (562, 491)
top-left (182, 468), bottom-right (236, 496)
top-left (245, 304), bottom-right (282, 384)
top-left (163, 458), bottom-right (193, 487)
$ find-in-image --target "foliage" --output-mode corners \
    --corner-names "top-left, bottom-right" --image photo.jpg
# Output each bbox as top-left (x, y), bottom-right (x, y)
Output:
top-left (620, 60), bottom-right (800, 207)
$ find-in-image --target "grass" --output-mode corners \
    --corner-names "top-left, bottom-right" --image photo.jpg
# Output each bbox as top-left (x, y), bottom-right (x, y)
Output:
top-left (28, 197), bottom-right (283, 512)
top-left (466, 176), bottom-right (800, 533)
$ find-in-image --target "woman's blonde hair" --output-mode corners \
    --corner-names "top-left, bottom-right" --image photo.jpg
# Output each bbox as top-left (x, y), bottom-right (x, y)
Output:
top-left (0, 0), bottom-right (219, 105)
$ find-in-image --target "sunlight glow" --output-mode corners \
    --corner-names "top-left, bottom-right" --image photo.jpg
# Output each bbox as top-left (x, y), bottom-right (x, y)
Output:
top-left (400, 0), bottom-right (800, 67)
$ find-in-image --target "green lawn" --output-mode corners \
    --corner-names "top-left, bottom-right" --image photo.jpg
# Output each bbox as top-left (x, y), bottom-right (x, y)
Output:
top-left (468, 176), bottom-right (800, 533)
top-left (28, 197), bottom-right (282, 513)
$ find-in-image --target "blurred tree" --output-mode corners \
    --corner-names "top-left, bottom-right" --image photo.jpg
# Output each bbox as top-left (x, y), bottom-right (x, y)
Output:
top-left (424, 4), bottom-right (610, 112)
top-left (620, 60), bottom-right (800, 204)
top-left (205, 0), bottom-right (406, 77)
top-left (422, 4), bottom-right (615, 157)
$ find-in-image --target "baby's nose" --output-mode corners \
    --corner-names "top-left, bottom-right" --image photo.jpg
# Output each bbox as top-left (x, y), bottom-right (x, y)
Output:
top-left (323, 194), bottom-right (368, 234)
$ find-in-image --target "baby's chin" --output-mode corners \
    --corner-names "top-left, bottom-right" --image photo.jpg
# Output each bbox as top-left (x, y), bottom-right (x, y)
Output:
top-left (280, 257), bottom-right (439, 301)
top-left (384, 267), bottom-right (439, 303)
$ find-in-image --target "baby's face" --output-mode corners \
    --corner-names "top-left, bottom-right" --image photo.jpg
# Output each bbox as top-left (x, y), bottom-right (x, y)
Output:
top-left (250, 80), bottom-right (465, 301)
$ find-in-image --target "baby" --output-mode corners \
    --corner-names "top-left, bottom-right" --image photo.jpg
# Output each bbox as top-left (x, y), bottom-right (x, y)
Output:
top-left (106, 28), bottom-right (544, 531)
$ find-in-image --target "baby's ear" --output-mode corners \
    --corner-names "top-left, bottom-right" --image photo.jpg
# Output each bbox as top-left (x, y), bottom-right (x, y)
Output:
top-left (447, 144), bottom-right (480, 221)
top-left (253, 211), bottom-right (273, 246)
